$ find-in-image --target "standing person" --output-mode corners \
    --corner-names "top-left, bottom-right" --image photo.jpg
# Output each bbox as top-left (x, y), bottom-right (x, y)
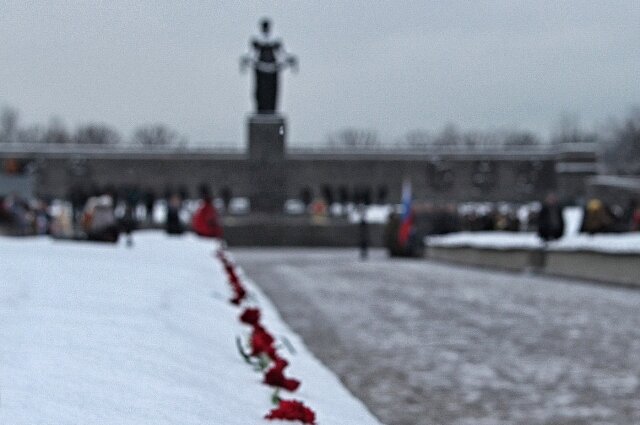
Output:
top-left (358, 208), bottom-right (369, 260)
top-left (33, 199), bottom-right (50, 235)
top-left (633, 201), bottom-right (640, 232)
top-left (580, 198), bottom-right (614, 234)
top-left (85, 194), bottom-right (119, 243)
top-left (383, 211), bottom-right (401, 257)
top-left (144, 190), bottom-right (155, 224)
top-left (191, 186), bottom-right (223, 238)
top-left (623, 199), bottom-right (640, 231)
top-left (165, 193), bottom-right (184, 235)
top-left (119, 201), bottom-right (136, 247)
top-left (537, 192), bottom-right (565, 241)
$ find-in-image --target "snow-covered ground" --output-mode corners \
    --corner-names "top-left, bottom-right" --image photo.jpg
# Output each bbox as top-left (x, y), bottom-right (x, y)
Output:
top-left (0, 232), bottom-right (381, 425)
top-left (426, 231), bottom-right (640, 254)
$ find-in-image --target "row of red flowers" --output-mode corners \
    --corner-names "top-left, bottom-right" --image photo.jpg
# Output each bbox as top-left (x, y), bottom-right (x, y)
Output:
top-left (216, 249), bottom-right (317, 424)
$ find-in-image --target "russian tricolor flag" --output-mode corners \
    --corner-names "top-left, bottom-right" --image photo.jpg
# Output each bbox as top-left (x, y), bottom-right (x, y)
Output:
top-left (397, 178), bottom-right (414, 248)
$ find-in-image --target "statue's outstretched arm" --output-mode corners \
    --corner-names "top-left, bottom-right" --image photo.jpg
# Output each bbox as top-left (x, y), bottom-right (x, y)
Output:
top-left (239, 39), bottom-right (260, 72)
top-left (274, 44), bottom-right (298, 72)
top-left (286, 54), bottom-right (298, 73)
top-left (239, 54), bottom-right (253, 72)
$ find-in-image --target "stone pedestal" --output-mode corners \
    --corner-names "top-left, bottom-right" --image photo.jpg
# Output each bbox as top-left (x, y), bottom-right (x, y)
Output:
top-left (247, 114), bottom-right (287, 214)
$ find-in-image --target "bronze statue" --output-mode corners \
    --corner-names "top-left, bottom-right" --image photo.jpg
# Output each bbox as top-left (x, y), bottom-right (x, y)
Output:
top-left (240, 18), bottom-right (297, 114)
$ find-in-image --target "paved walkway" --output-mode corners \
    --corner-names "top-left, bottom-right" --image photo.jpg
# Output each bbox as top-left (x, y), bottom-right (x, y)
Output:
top-left (233, 248), bottom-right (640, 425)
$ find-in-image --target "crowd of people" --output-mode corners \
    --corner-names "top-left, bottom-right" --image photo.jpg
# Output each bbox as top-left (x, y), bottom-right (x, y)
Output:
top-left (0, 194), bottom-right (52, 236)
top-left (409, 196), bottom-right (639, 238)
top-left (382, 194), bottom-right (640, 256)
top-left (537, 195), bottom-right (640, 239)
top-left (3, 187), bottom-right (639, 259)
top-left (0, 184), bottom-right (224, 243)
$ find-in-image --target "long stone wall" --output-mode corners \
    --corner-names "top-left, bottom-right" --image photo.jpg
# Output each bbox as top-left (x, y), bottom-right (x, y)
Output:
top-left (426, 245), bottom-right (640, 287)
top-left (1, 143), bottom-right (597, 204)
top-left (284, 157), bottom-right (560, 202)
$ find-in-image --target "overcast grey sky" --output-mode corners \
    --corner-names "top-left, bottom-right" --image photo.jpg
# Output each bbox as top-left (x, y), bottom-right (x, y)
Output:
top-left (1, 1), bottom-right (638, 146)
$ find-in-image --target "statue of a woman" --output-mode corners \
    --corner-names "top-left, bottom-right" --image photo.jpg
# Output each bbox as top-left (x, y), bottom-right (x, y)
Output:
top-left (240, 19), bottom-right (297, 114)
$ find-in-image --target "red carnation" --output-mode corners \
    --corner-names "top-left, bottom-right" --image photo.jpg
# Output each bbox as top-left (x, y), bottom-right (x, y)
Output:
top-left (239, 308), bottom-right (260, 326)
top-left (227, 267), bottom-right (240, 283)
top-left (227, 269), bottom-right (247, 305)
top-left (272, 356), bottom-right (288, 370)
top-left (264, 358), bottom-right (300, 392)
top-left (217, 252), bottom-right (233, 269)
top-left (250, 325), bottom-right (277, 359)
top-left (230, 284), bottom-right (246, 305)
top-left (225, 263), bottom-right (237, 278)
top-left (265, 399), bottom-right (316, 424)
top-left (228, 271), bottom-right (241, 286)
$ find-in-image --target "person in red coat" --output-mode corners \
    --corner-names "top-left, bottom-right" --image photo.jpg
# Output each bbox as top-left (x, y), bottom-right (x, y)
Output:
top-left (191, 188), bottom-right (223, 238)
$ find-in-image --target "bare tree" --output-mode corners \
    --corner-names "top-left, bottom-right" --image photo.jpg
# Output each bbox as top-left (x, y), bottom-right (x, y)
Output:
top-left (45, 117), bottom-right (71, 144)
top-left (551, 112), bottom-right (599, 144)
top-left (400, 129), bottom-right (433, 148)
top-left (433, 123), bottom-right (461, 146)
top-left (325, 128), bottom-right (379, 149)
top-left (602, 107), bottom-right (640, 175)
top-left (133, 124), bottom-right (182, 147)
top-left (402, 126), bottom-right (536, 150)
top-left (503, 130), bottom-right (539, 147)
top-left (17, 125), bottom-right (46, 144)
top-left (0, 106), bottom-right (19, 143)
top-left (461, 130), bottom-right (500, 149)
top-left (74, 124), bottom-right (121, 145)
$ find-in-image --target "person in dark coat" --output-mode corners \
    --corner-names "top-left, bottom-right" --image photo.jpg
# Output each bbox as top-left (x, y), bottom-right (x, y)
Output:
top-left (144, 189), bottom-right (155, 223)
top-left (165, 193), bottom-right (184, 235)
top-left (119, 202), bottom-right (137, 247)
top-left (358, 211), bottom-right (369, 260)
top-left (383, 211), bottom-right (402, 257)
top-left (537, 192), bottom-right (564, 241)
top-left (623, 199), bottom-right (640, 232)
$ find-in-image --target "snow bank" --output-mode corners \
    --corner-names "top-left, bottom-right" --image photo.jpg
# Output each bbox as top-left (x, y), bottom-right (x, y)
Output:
top-left (563, 206), bottom-right (583, 237)
top-left (550, 233), bottom-right (640, 254)
top-left (426, 232), bottom-right (544, 250)
top-left (426, 231), bottom-right (640, 254)
top-left (347, 205), bottom-right (394, 224)
top-left (0, 232), bottom-right (381, 425)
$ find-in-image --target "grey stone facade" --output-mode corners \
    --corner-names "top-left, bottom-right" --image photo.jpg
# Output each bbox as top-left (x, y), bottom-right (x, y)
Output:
top-left (0, 137), bottom-right (598, 204)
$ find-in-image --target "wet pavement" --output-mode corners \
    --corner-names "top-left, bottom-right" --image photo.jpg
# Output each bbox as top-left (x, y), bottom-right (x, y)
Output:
top-left (232, 248), bottom-right (640, 425)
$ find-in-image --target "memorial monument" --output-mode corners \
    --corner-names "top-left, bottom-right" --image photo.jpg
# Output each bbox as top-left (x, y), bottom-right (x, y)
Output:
top-left (240, 18), bottom-right (297, 213)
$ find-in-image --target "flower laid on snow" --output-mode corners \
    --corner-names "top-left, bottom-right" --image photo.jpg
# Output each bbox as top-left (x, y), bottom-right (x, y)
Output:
top-left (240, 307), bottom-right (261, 326)
top-left (229, 284), bottom-right (246, 305)
top-left (228, 274), bottom-right (247, 305)
top-left (226, 266), bottom-right (240, 284)
top-left (265, 399), bottom-right (316, 424)
top-left (264, 357), bottom-right (300, 392)
top-left (251, 324), bottom-right (277, 360)
top-left (217, 253), bottom-right (247, 305)
top-left (216, 251), bottom-right (234, 270)
top-left (217, 249), bottom-right (317, 423)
